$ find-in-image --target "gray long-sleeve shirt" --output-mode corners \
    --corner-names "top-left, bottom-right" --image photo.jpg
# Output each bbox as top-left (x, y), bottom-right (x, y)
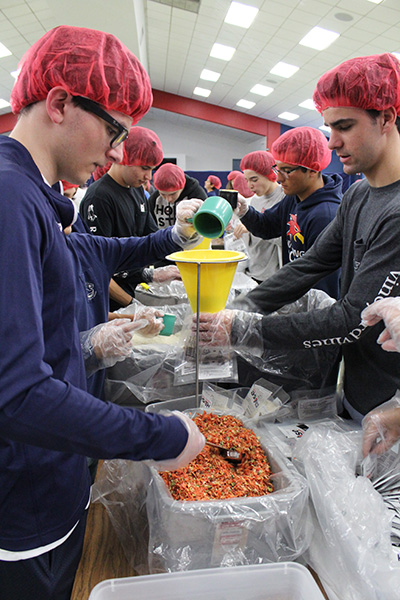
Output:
top-left (236, 178), bottom-right (400, 415)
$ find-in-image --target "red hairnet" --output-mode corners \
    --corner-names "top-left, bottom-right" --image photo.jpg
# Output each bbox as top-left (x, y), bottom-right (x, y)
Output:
top-left (120, 126), bottom-right (163, 167)
top-left (92, 162), bottom-right (112, 181)
top-left (154, 164), bottom-right (186, 192)
top-left (207, 175), bottom-right (222, 189)
top-left (313, 53), bottom-right (400, 115)
top-left (228, 171), bottom-right (253, 198)
top-left (271, 127), bottom-right (331, 171)
top-left (61, 180), bottom-right (78, 191)
top-left (240, 151), bottom-right (277, 182)
top-left (11, 25), bottom-right (152, 122)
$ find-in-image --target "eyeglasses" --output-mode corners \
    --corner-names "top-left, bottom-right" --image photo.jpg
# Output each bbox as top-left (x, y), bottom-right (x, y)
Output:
top-left (73, 96), bottom-right (129, 148)
top-left (272, 165), bottom-right (302, 178)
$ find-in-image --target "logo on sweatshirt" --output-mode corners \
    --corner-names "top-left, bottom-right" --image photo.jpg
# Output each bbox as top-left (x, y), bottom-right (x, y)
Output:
top-left (287, 214), bottom-right (304, 244)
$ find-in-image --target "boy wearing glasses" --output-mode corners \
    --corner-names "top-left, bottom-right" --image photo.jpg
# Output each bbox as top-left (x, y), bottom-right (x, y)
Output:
top-left (196, 53), bottom-right (400, 427)
top-left (238, 127), bottom-right (342, 299)
top-left (0, 25), bottom-right (205, 600)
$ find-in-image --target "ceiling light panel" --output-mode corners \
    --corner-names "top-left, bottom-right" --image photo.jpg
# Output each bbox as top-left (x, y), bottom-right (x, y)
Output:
top-left (200, 69), bottom-right (220, 82)
top-left (237, 99), bottom-right (255, 109)
top-left (278, 111), bottom-right (299, 121)
top-left (193, 87), bottom-right (211, 97)
top-left (299, 26), bottom-right (340, 51)
top-left (210, 43), bottom-right (236, 61)
top-left (0, 42), bottom-right (12, 59)
top-left (270, 62), bottom-right (299, 78)
top-left (250, 84), bottom-right (274, 96)
top-left (224, 2), bottom-right (259, 29)
top-left (299, 99), bottom-right (316, 110)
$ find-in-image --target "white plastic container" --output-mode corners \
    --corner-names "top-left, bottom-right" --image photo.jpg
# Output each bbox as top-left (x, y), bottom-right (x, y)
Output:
top-left (88, 562), bottom-right (325, 600)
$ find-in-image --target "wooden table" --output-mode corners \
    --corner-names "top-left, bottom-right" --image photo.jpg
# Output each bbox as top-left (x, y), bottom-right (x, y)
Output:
top-left (71, 498), bottom-right (329, 600)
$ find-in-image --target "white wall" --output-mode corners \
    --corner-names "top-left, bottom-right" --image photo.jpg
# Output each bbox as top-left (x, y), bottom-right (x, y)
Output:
top-left (139, 107), bottom-right (267, 171)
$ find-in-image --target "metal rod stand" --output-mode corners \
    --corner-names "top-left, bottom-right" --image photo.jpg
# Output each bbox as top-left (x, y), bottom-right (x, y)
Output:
top-left (195, 262), bottom-right (201, 407)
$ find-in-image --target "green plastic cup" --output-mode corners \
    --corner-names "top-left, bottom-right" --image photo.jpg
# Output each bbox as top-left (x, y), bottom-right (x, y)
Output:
top-left (159, 313), bottom-right (176, 336)
top-left (192, 196), bottom-right (233, 238)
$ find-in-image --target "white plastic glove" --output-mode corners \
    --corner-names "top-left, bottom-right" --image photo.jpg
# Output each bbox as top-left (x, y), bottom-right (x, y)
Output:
top-left (235, 195), bottom-right (249, 218)
top-left (362, 393), bottom-right (400, 456)
top-left (81, 318), bottom-right (147, 376)
top-left (112, 300), bottom-right (165, 336)
top-left (146, 411), bottom-right (205, 471)
top-left (361, 298), bottom-right (400, 352)
top-left (171, 198), bottom-right (203, 247)
top-left (152, 265), bottom-right (181, 283)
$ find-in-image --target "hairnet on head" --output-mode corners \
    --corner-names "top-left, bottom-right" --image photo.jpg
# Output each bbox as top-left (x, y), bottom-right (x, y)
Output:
top-left (154, 163), bottom-right (186, 192)
top-left (11, 25), bottom-right (152, 122)
top-left (240, 151), bottom-right (277, 182)
top-left (61, 180), bottom-right (78, 191)
top-left (92, 162), bottom-right (112, 181)
top-left (120, 126), bottom-right (163, 167)
top-left (313, 53), bottom-right (400, 115)
top-left (207, 175), bottom-right (222, 189)
top-left (227, 171), bottom-right (252, 198)
top-left (271, 127), bottom-right (331, 171)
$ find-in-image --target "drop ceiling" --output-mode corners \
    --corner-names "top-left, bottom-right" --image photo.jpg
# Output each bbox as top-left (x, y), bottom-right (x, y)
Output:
top-left (0, 0), bottom-right (399, 133)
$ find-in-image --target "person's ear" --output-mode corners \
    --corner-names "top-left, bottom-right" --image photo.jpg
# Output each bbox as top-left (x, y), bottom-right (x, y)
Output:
top-left (381, 107), bottom-right (397, 133)
top-left (45, 87), bottom-right (71, 124)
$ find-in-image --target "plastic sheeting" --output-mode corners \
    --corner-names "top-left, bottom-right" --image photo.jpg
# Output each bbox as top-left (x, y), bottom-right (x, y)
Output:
top-left (92, 408), bottom-right (313, 574)
top-left (294, 426), bottom-right (400, 600)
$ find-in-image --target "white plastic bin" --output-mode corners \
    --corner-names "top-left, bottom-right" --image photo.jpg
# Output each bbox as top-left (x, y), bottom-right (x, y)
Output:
top-left (88, 562), bottom-right (325, 600)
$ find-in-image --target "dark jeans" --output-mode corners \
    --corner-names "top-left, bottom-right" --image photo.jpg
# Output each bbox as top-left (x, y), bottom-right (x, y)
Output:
top-left (0, 510), bottom-right (88, 600)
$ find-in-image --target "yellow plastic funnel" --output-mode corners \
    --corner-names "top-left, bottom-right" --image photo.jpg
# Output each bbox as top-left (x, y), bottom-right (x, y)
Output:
top-left (166, 249), bottom-right (246, 313)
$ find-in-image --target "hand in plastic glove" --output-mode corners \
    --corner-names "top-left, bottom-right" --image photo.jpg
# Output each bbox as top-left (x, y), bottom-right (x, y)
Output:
top-left (172, 198), bottom-right (203, 242)
top-left (361, 298), bottom-right (400, 352)
top-left (192, 310), bottom-right (235, 346)
top-left (235, 195), bottom-right (249, 218)
top-left (234, 222), bottom-right (248, 239)
top-left (147, 411), bottom-right (205, 471)
top-left (362, 395), bottom-right (400, 456)
top-left (133, 306), bottom-right (164, 337)
top-left (90, 319), bottom-right (143, 360)
top-left (152, 265), bottom-right (181, 283)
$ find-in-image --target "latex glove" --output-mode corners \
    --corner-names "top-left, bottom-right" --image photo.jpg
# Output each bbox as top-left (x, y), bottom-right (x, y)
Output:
top-left (192, 309), bottom-right (235, 346)
top-left (361, 298), bottom-right (400, 352)
top-left (235, 195), bottom-right (249, 218)
top-left (152, 265), bottom-right (181, 283)
top-left (171, 198), bottom-right (203, 247)
top-left (146, 411), bottom-right (205, 471)
top-left (81, 318), bottom-right (147, 376)
top-left (234, 222), bottom-right (248, 239)
top-left (362, 393), bottom-right (400, 456)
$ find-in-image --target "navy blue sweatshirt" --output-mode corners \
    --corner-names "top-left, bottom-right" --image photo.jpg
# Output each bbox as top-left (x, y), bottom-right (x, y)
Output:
top-left (0, 137), bottom-right (188, 552)
top-left (241, 174), bottom-right (342, 298)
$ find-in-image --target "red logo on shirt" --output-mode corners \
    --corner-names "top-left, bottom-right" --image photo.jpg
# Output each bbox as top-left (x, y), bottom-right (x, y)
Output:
top-left (287, 214), bottom-right (304, 244)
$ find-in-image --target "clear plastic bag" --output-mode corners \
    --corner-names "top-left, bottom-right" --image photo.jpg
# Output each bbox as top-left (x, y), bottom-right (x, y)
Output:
top-left (294, 426), bottom-right (400, 600)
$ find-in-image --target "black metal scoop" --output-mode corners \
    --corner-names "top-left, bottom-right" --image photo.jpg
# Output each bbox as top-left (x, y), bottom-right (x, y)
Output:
top-left (205, 441), bottom-right (242, 463)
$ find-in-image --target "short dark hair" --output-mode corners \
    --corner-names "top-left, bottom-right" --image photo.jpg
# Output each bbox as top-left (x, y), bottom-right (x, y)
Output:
top-left (366, 108), bottom-right (400, 134)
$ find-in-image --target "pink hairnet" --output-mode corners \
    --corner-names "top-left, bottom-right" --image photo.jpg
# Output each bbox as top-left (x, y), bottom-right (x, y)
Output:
top-left (271, 127), bottom-right (331, 171)
top-left (120, 126), bottom-right (163, 167)
top-left (227, 171), bottom-right (252, 198)
top-left (313, 53), bottom-right (400, 115)
top-left (207, 175), bottom-right (222, 189)
top-left (240, 151), bottom-right (277, 182)
top-left (11, 25), bottom-right (152, 122)
top-left (92, 162), bottom-right (112, 181)
top-left (154, 163), bottom-right (186, 192)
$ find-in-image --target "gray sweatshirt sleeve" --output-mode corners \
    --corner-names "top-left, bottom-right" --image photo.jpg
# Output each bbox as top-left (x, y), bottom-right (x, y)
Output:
top-left (233, 193), bottom-right (400, 351)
